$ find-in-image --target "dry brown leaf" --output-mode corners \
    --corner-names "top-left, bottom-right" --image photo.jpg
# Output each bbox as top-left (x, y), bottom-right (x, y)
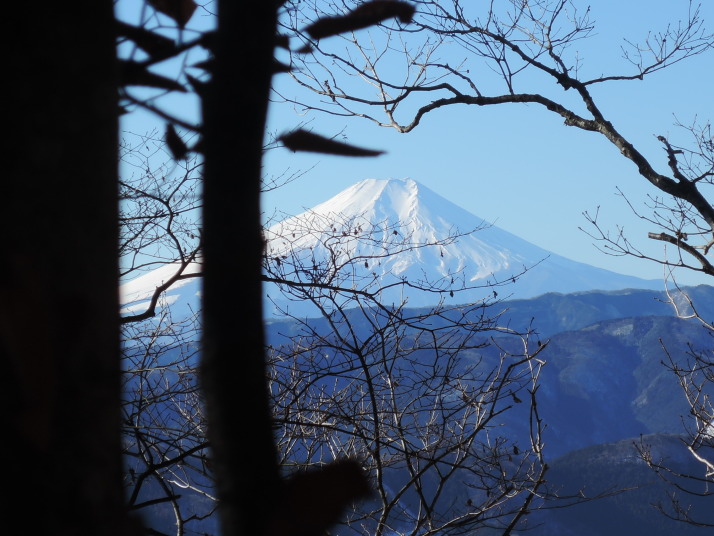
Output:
top-left (306, 0), bottom-right (415, 39)
top-left (269, 459), bottom-right (372, 536)
top-left (165, 124), bottom-right (189, 160)
top-left (116, 21), bottom-right (178, 59)
top-left (118, 60), bottom-right (187, 92)
top-left (147, 0), bottom-right (197, 28)
top-left (279, 130), bottom-right (384, 157)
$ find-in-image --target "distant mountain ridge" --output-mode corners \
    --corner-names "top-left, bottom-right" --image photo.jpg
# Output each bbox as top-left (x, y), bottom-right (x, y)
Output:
top-left (264, 287), bottom-right (714, 536)
top-left (266, 285), bottom-right (714, 458)
top-left (491, 284), bottom-right (714, 336)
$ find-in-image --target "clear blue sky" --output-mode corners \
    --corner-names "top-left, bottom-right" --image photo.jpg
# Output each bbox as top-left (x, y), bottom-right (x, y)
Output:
top-left (119, 0), bottom-right (713, 286)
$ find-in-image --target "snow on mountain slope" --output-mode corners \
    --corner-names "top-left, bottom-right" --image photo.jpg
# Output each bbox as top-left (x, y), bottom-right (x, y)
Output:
top-left (120, 261), bottom-right (202, 320)
top-left (121, 178), bottom-right (661, 320)
top-left (266, 177), bottom-right (516, 280)
top-left (263, 178), bottom-right (660, 315)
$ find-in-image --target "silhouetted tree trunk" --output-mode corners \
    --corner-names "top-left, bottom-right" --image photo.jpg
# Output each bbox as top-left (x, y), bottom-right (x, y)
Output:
top-left (200, 2), bottom-right (281, 536)
top-left (2, 2), bottom-right (137, 535)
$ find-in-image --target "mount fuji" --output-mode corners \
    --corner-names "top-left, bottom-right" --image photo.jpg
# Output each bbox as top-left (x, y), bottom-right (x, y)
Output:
top-left (262, 178), bottom-right (660, 314)
top-left (120, 178), bottom-right (661, 319)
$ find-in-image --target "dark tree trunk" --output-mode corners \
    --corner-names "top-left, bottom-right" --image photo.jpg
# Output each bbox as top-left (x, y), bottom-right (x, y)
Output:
top-left (2, 2), bottom-right (136, 534)
top-left (200, 2), bottom-right (281, 536)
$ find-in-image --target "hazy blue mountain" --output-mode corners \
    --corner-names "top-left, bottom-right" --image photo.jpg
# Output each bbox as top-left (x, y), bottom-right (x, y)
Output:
top-left (265, 292), bottom-right (714, 535)
top-left (489, 314), bottom-right (713, 457)
top-left (265, 286), bottom-right (714, 457)
top-left (522, 434), bottom-right (714, 536)
top-left (495, 284), bottom-right (714, 337)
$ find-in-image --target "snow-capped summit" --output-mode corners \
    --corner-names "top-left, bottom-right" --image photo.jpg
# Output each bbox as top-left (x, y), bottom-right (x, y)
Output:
top-left (263, 178), bottom-right (660, 314)
top-left (267, 177), bottom-right (514, 280)
top-left (121, 178), bottom-right (661, 320)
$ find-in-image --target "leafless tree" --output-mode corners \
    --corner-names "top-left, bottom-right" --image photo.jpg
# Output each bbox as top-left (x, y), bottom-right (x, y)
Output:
top-left (280, 0), bottom-right (712, 284)
top-left (116, 132), bottom-right (209, 534)
top-left (265, 219), bottom-right (550, 536)
top-left (280, 0), bottom-right (714, 526)
top-left (584, 116), bottom-right (714, 528)
top-left (116, 1), bottom-right (654, 535)
top-left (633, 308), bottom-right (714, 527)
top-left (119, 132), bottom-right (203, 320)
top-left (119, 172), bottom-right (562, 535)
top-left (260, 207), bottom-right (559, 535)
